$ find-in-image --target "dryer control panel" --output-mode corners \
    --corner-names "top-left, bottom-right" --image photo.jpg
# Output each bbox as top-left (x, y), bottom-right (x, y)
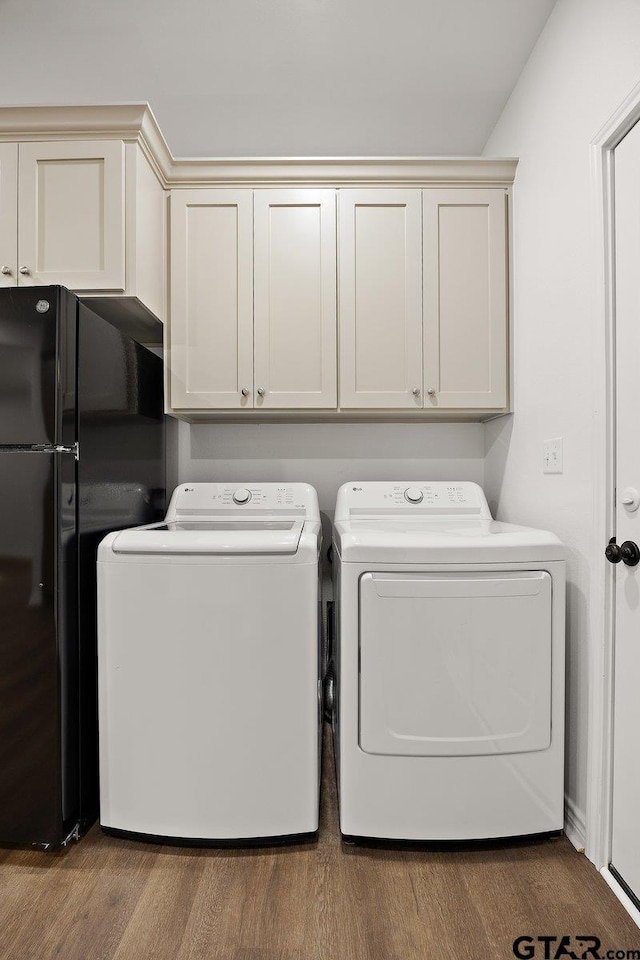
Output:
top-left (334, 481), bottom-right (492, 520)
top-left (166, 482), bottom-right (320, 521)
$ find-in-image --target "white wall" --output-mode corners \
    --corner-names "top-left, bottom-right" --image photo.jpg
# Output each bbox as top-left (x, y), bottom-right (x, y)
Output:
top-left (483, 0), bottom-right (640, 845)
top-left (176, 421), bottom-right (485, 516)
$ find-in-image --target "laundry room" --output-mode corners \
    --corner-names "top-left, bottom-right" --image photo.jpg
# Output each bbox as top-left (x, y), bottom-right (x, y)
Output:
top-left (1, 1), bottom-right (640, 958)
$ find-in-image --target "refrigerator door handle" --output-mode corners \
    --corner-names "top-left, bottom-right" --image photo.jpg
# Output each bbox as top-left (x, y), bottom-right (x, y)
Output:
top-left (27, 444), bottom-right (79, 459)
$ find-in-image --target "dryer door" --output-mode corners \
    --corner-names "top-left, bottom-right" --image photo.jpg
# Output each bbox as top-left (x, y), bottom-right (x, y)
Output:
top-left (359, 571), bottom-right (552, 756)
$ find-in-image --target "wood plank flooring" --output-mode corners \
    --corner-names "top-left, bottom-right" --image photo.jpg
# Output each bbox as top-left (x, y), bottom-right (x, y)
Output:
top-left (0, 729), bottom-right (638, 960)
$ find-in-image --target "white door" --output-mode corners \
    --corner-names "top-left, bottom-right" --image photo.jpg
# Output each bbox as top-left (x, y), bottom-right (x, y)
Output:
top-left (611, 118), bottom-right (640, 903)
top-left (0, 143), bottom-right (17, 287)
top-left (338, 189), bottom-right (423, 409)
top-left (18, 140), bottom-right (125, 290)
top-left (423, 189), bottom-right (508, 409)
top-left (169, 190), bottom-right (253, 410)
top-left (359, 572), bottom-right (552, 756)
top-left (254, 190), bottom-right (337, 408)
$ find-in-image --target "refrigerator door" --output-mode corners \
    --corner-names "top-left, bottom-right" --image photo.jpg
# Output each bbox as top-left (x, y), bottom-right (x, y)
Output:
top-left (0, 287), bottom-right (77, 447)
top-left (0, 449), bottom-right (78, 846)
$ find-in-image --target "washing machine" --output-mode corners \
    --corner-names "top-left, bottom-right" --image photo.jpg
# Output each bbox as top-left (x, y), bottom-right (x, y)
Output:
top-left (332, 481), bottom-right (565, 842)
top-left (97, 482), bottom-right (321, 844)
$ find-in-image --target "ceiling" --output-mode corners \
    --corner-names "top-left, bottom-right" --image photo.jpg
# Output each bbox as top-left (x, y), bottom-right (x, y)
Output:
top-left (0, 0), bottom-right (557, 156)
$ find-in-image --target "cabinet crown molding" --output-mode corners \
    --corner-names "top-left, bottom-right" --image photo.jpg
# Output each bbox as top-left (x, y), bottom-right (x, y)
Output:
top-left (0, 103), bottom-right (518, 188)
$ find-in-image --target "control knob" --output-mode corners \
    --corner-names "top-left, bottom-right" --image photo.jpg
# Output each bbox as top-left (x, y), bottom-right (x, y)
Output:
top-left (404, 487), bottom-right (423, 504)
top-left (233, 488), bottom-right (252, 505)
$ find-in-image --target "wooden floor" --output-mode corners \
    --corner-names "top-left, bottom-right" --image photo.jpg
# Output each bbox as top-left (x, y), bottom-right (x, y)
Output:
top-left (0, 731), bottom-right (638, 960)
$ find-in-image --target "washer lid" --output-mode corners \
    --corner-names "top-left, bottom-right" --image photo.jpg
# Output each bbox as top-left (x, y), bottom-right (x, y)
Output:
top-left (333, 518), bottom-right (564, 563)
top-left (112, 519), bottom-right (305, 555)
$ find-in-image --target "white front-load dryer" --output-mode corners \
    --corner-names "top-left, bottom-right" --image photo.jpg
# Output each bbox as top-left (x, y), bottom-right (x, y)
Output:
top-left (332, 481), bottom-right (565, 842)
top-left (98, 482), bottom-right (321, 844)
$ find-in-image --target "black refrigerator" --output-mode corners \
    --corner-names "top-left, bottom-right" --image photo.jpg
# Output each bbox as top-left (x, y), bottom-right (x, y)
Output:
top-left (0, 286), bottom-right (166, 848)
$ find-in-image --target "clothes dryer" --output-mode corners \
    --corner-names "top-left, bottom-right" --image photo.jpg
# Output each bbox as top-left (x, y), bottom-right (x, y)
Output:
top-left (332, 481), bottom-right (565, 842)
top-left (98, 482), bottom-right (321, 844)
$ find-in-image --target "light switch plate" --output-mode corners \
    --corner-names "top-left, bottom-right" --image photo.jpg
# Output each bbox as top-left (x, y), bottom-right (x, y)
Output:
top-left (543, 437), bottom-right (563, 474)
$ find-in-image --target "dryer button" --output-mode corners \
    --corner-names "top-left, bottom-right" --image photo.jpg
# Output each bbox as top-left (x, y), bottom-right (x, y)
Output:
top-left (404, 487), bottom-right (423, 504)
top-left (233, 488), bottom-right (252, 505)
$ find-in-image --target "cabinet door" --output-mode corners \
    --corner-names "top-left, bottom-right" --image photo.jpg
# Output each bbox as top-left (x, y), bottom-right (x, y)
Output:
top-left (254, 190), bottom-right (336, 409)
top-left (339, 190), bottom-right (423, 409)
top-left (169, 190), bottom-right (253, 410)
top-left (0, 144), bottom-right (18, 288)
top-left (423, 189), bottom-right (508, 409)
top-left (18, 140), bottom-right (125, 291)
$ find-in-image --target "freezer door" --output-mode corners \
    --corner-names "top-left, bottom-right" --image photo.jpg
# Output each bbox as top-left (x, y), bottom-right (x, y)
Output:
top-left (0, 450), bottom-right (78, 845)
top-left (0, 287), bottom-right (77, 446)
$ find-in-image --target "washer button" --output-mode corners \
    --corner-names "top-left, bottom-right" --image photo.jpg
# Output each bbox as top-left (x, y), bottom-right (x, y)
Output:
top-left (404, 487), bottom-right (423, 504)
top-left (233, 488), bottom-right (252, 505)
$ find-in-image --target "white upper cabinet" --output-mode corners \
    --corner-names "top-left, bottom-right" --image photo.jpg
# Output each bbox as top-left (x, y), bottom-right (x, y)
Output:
top-left (423, 189), bottom-right (508, 409)
top-left (254, 190), bottom-right (337, 409)
top-left (168, 185), bottom-right (509, 416)
top-left (18, 140), bottom-right (125, 291)
top-left (339, 190), bottom-right (423, 409)
top-left (0, 106), bottom-right (515, 418)
top-left (0, 144), bottom-right (17, 288)
top-left (169, 190), bottom-right (253, 409)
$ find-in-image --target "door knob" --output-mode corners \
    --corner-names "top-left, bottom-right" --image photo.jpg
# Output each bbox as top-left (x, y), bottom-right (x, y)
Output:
top-left (412, 387), bottom-right (420, 397)
top-left (605, 537), bottom-right (640, 566)
top-left (241, 388), bottom-right (250, 398)
top-left (1, 265), bottom-right (11, 275)
top-left (257, 387), bottom-right (266, 398)
top-left (605, 538), bottom-right (622, 563)
top-left (621, 541), bottom-right (640, 566)
top-left (427, 388), bottom-right (436, 397)
top-left (19, 266), bottom-right (30, 275)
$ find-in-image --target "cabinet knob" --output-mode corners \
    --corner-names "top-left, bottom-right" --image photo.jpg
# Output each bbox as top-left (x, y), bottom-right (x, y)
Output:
top-left (257, 387), bottom-right (266, 398)
top-left (19, 266), bottom-right (30, 275)
top-left (412, 387), bottom-right (420, 397)
top-left (427, 388), bottom-right (436, 397)
top-left (1, 265), bottom-right (11, 276)
top-left (241, 387), bottom-right (250, 398)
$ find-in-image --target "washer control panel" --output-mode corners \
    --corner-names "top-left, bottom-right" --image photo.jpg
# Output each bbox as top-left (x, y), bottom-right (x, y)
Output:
top-left (167, 482), bottom-right (320, 521)
top-left (335, 481), bottom-right (491, 520)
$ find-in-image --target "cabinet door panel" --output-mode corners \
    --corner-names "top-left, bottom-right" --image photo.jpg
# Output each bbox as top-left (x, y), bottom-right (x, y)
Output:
top-left (0, 144), bottom-right (17, 288)
top-left (170, 191), bottom-right (253, 410)
top-left (254, 190), bottom-right (336, 408)
top-left (339, 190), bottom-right (423, 408)
top-left (18, 140), bottom-right (125, 291)
top-left (423, 189), bottom-right (507, 409)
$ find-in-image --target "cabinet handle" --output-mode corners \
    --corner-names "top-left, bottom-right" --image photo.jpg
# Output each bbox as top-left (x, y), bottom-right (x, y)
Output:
top-left (427, 388), bottom-right (436, 397)
top-left (1, 265), bottom-right (11, 276)
top-left (257, 387), bottom-right (266, 398)
top-left (412, 387), bottom-right (420, 397)
top-left (241, 388), bottom-right (250, 398)
top-left (19, 266), bottom-right (30, 276)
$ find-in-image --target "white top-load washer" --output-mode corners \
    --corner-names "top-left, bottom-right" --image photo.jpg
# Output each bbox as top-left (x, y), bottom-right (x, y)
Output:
top-left (98, 482), bottom-right (321, 844)
top-left (332, 481), bottom-right (565, 842)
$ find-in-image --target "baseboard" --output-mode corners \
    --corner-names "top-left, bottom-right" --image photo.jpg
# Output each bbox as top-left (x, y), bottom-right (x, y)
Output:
top-left (601, 867), bottom-right (640, 930)
top-left (564, 795), bottom-right (586, 851)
